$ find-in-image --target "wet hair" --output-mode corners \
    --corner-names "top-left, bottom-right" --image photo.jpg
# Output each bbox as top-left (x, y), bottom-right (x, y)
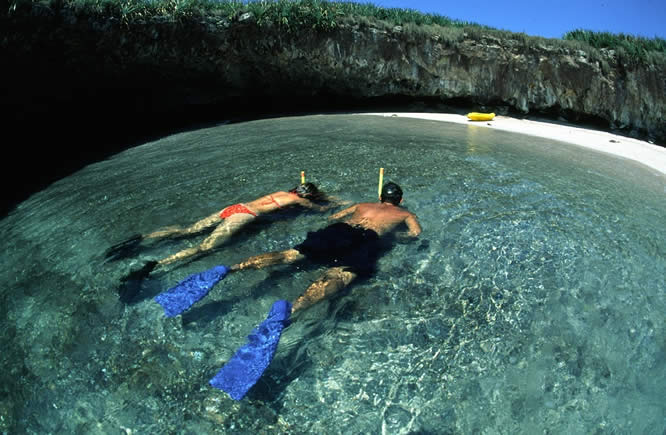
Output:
top-left (380, 182), bottom-right (403, 205)
top-left (290, 182), bottom-right (323, 200)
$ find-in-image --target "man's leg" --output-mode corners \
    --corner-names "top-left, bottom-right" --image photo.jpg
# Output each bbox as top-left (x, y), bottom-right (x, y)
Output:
top-left (292, 267), bottom-right (357, 313)
top-left (231, 248), bottom-right (304, 271)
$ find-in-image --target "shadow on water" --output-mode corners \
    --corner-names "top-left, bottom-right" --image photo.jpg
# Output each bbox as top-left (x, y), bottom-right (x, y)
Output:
top-left (246, 298), bottom-right (358, 405)
top-left (181, 300), bottom-right (236, 328)
top-left (248, 345), bottom-right (313, 404)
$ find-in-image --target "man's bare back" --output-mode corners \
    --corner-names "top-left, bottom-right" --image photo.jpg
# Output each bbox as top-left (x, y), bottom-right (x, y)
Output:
top-left (330, 202), bottom-right (422, 237)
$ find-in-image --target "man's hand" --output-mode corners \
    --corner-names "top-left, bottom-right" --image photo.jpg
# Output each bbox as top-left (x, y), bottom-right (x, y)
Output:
top-left (394, 231), bottom-right (419, 243)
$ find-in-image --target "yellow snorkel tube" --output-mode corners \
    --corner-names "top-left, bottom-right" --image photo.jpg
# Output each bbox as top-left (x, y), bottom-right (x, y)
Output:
top-left (301, 171), bottom-right (305, 185)
top-left (378, 167), bottom-right (384, 200)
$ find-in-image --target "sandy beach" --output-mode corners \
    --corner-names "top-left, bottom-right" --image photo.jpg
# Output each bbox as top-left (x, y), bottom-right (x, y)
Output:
top-left (360, 113), bottom-right (666, 176)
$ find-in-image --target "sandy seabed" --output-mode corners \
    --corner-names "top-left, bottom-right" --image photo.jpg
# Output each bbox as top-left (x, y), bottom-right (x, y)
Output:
top-left (360, 113), bottom-right (666, 176)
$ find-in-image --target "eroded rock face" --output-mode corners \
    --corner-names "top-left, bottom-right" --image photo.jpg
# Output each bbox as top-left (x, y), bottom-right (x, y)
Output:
top-left (212, 23), bottom-right (664, 142)
top-left (3, 8), bottom-right (665, 144)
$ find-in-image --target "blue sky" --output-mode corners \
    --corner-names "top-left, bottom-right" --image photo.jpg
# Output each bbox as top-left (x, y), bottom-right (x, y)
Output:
top-left (360, 0), bottom-right (666, 39)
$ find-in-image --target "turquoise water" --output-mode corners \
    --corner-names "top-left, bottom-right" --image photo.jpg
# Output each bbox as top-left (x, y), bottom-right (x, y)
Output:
top-left (1, 115), bottom-right (664, 433)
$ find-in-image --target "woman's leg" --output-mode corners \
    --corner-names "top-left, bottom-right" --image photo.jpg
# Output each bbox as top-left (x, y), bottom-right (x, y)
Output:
top-left (144, 212), bottom-right (221, 240)
top-left (291, 267), bottom-right (357, 313)
top-left (158, 213), bottom-right (254, 266)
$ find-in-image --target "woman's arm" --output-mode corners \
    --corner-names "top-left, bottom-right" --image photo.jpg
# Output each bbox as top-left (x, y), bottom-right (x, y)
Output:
top-left (295, 197), bottom-right (330, 212)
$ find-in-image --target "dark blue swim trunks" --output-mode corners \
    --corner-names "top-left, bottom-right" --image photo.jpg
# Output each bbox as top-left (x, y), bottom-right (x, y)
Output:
top-left (294, 222), bottom-right (391, 276)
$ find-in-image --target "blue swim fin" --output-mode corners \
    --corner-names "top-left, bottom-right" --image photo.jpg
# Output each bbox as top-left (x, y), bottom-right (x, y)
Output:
top-left (209, 300), bottom-right (292, 400)
top-left (154, 265), bottom-right (229, 317)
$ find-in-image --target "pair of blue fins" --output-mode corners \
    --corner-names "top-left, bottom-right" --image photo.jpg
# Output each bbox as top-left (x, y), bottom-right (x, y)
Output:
top-left (153, 264), bottom-right (290, 401)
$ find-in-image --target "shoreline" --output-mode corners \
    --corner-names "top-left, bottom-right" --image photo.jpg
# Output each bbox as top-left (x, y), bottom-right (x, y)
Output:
top-left (359, 112), bottom-right (666, 176)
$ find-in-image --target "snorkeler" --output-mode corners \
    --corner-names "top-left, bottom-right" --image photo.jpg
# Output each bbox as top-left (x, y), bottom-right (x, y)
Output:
top-left (151, 182), bottom-right (332, 267)
top-left (205, 182), bottom-right (422, 399)
top-left (150, 181), bottom-right (421, 400)
top-left (229, 182), bottom-right (422, 312)
top-left (114, 183), bottom-right (335, 300)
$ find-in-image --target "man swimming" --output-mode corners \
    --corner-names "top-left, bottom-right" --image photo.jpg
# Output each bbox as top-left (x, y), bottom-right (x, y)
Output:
top-left (229, 182), bottom-right (422, 312)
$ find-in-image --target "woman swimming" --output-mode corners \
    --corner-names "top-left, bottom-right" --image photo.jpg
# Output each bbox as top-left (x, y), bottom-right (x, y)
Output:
top-left (147, 183), bottom-right (329, 266)
top-left (114, 183), bottom-right (338, 301)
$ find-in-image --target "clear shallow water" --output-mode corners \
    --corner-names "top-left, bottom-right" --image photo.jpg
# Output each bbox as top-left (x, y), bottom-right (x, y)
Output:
top-left (1, 115), bottom-right (664, 433)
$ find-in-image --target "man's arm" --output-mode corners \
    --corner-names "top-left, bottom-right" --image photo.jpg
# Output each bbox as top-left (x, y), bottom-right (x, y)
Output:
top-left (394, 213), bottom-right (422, 240)
top-left (405, 214), bottom-right (422, 237)
top-left (326, 195), bottom-right (354, 208)
top-left (329, 204), bottom-right (358, 220)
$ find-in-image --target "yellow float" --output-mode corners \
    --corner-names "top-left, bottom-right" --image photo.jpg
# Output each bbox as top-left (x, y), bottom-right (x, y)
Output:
top-left (467, 112), bottom-right (496, 121)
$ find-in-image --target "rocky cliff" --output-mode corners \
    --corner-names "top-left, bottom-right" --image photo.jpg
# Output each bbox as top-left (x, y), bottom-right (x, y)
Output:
top-left (220, 18), bottom-right (665, 143)
top-left (2, 5), bottom-right (665, 211)
top-left (5, 6), bottom-right (665, 140)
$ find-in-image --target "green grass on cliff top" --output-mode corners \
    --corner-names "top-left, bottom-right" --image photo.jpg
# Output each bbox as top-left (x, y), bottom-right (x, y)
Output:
top-left (9, 0), bottom-right (665, 62)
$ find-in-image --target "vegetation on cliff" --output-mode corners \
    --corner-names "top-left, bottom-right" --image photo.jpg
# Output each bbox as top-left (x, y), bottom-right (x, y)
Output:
top-left (6, 0), bottom-right (666, 64)
top-left (5, 0), bottom-right (664, 66)
top-left (563, 29), bottom-right (666, 64)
